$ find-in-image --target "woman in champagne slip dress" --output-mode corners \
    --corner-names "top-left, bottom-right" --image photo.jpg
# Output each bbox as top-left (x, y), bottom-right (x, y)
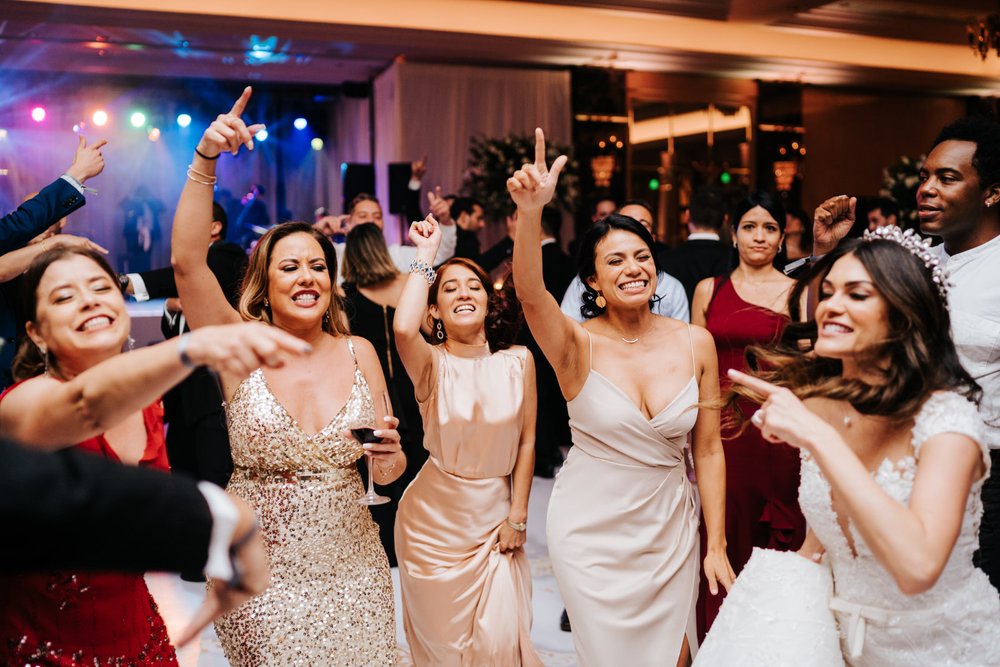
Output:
top-left (393, 217), bottom-right (542, 666)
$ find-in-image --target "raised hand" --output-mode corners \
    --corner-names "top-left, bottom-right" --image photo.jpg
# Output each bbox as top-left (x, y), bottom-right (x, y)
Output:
top-left (411, 154), bottom-right (428, 181)
top-left (408, 214), bottom-right (442, 253)
top-left (49, 234), bottom-right (109, 255)
top-left (312, 214), bottom-right (349, 237)
top-left (427, 187), bottom-right (453, 226)
top-left (728, 369), bottom-right (830, 450)
top-left (507, 128), bottom-right (567, 213)
top-left (66, 136), bottom-right (107, 184)
top-left (183, 322), bottom-right (313, 378)
top-left (813, 195), bottom-right (857, 256)
top-left (196, 87), bottom-right (266, 159)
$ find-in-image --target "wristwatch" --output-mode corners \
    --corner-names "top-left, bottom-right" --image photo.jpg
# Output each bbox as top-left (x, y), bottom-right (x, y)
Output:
top-left (116, 273), bottom-right (131, 294)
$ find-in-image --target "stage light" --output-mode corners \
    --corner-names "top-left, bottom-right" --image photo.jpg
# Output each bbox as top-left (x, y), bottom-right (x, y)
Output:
top-left (130, 111), bottom-right (146, 128)
top-left (72, 124), bottom-right (80, 133)
top-left (148, 127), bottom-right (161, 142)
top-left (311, 137), bottom-right (324, 151)
top-left (31, 107), bottom-right (46, 122)
top-left (255, 129), bottom-right (268, 142)
top-left (92, 110), bottom-right (108, 126)
top-left (294, 117), bottom-right (308, 131)
top-left (176, 113), bottom-right (192, 128)
top-left (720, 171), bottom-right (732, 185)
top-left (648, 178), bottom-right (660, 191)
top-left (0, 129), bottom-right (7, 141)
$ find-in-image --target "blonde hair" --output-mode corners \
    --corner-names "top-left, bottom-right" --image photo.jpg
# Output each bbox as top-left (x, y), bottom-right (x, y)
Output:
top-left (237, 222), bottom-right (350, 336)
top-left (342, 223), bottom-right (399, 287)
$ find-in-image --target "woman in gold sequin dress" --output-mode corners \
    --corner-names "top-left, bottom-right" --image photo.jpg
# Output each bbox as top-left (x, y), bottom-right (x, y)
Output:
top-left (393, 217), bottom-right (543, 666)
top-left (171, 88), bottom-right (405, 666)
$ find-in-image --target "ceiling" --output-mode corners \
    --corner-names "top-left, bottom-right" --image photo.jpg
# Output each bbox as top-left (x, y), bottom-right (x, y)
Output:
top-left (2, 0), bottom-right (998, 93)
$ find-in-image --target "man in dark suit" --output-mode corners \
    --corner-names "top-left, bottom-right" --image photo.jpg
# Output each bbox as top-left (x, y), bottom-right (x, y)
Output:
top-left (0, 136), bottom-right (106, 387)
top-left (0, 436), bottom-right (268, 645)
top-left (451, 196), bottom-right (487, 261)
top-left (122, 202), bottom-right (247, 495)
top-left (657, 187), bottom-right (731, 304)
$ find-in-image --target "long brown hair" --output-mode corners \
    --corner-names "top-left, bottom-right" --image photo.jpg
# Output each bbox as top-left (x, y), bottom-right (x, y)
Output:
top-left (728, 238), bottom-right (980, 427)
top-left (342, 223), bottom-right (399, 287)
top-left (11, 246), bottom-right (121, 382)
top-left (237, 222), bottom-right (350, 336)
top-left (428, 258), bottom-right (522, 353)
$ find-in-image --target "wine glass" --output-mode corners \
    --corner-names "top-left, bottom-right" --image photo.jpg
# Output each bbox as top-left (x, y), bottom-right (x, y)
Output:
top-left (354, 390), bottom-right (391, 506)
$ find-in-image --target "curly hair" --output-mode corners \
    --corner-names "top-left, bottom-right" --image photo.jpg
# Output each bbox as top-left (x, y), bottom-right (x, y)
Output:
top-left (727, 238), bottom-right (980, 429)
top-left (427, 258), bottom-right (522, 353)
top-left (932, 115), bottom-right (1000, 190)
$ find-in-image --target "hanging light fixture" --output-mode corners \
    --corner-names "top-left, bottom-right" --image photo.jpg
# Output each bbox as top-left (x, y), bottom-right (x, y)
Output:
top-left (967, 9), bottom-right (1000, 60)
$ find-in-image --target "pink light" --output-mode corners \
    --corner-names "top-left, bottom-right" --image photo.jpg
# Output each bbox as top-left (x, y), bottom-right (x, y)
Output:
top-left (31, 107), bottom-right (46, 122)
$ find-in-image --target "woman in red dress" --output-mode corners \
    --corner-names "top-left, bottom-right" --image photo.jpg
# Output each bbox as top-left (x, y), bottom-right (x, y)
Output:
top-left (0, 245), bottom-right (304, 666)
top-left (691, 192), bottom-right (807, 640)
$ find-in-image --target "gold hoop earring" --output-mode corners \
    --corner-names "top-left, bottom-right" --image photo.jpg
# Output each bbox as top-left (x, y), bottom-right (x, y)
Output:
top-left (434, 319), bottom-right (446, 341)
top-left (595, 293), bottom-right (607, 309)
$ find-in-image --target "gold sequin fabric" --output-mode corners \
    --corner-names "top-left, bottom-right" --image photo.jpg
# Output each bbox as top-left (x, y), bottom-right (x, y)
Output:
top-left (216, 345), bottom-right (395, 666)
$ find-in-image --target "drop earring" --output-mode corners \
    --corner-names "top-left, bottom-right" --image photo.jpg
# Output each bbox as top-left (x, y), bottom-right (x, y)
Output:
top-left (434, 319), bottom-right (446, 341)
top-left (127, 335), bottom-right (136, 351)
top-left (38, 345), bottom-right (50, 375)
top-left (263, 297), bottom-right (270, 308)
top-left (595, 293), bottom-right (607, 309)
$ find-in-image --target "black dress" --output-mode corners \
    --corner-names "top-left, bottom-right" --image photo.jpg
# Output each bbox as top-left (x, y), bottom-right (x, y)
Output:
top-left (342, 282), bottom-right (427, 566)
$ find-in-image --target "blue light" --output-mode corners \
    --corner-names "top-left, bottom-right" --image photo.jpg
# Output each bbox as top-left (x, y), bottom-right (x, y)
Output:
top-left (293, 117), bottom-right (308, 131)
top-left (255, 129), bottom-right (269, 142)
top-left (177, 113), bottom-right (192, 128)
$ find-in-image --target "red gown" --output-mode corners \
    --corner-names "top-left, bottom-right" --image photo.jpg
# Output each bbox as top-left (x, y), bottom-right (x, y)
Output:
top-left (0, 387), bottom-right (178, 667)
top-left (697, 277), bottom-right (806, 640)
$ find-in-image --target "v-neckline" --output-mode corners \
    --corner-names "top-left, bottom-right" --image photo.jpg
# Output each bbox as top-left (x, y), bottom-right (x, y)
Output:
top-left (589, 370), bottom-right (697, 423)
top-left (257, 369), bottom-right (361, 439)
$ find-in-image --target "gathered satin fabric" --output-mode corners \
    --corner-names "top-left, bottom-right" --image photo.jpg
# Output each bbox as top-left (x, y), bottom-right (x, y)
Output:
top-left (548, 333), bottom-right (701, 666)
top-left (395, 343), bottom-right (543, 666)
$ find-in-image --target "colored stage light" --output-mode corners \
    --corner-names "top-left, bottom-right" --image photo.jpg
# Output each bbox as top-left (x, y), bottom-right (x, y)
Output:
top-left (719, 171), bottom-right (732, 185)
top-left (648, 178), bottom-right (660, 191)
top-left (177, 113), bottom-right (192, 128)
top-left (92, 110), bottom-right (109, 126)
top-left (72, 124), bottom-right (80, 133)
top-left (311, 137), bottom-right (324, 151)
top-left (255, 129), bottom-right (269, 142)
top-left (148, 127), bottom-right (161, 142)
top-left (130, 112), bottom-right (146, 128)
top-left (294, 117), bottom-right (308, 131)
top-left (31, 107), bottom-right (46, 122)
top-left (0, 129), bottom-right (8, 141)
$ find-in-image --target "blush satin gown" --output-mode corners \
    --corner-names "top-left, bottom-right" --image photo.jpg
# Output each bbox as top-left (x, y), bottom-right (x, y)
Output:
top-left (395, 341), bottom-right (542, 666)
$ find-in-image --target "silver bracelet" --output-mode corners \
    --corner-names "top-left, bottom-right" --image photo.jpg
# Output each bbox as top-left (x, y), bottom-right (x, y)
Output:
top-left (506, 518), bottom-right (527, 532)
top-left (177, 333), bottom-right (197, 368)
top-left (408, 259), bottom-right (437, 285)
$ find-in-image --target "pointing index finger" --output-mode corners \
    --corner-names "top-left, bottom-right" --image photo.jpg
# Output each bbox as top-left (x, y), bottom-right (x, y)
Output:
top-left (727, 369), bottom-right (779, 397)
top-left (534, 127), bottom-right (547, 168)
top-left (229, 86), bottom-right (252, 117)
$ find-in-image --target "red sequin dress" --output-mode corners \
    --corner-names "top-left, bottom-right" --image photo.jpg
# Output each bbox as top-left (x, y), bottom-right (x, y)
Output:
top-left (0, 387), bottom-right (178, 667)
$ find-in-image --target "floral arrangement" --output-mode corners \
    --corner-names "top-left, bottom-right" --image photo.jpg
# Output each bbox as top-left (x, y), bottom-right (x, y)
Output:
top-left (879, 154), bottom-right (925, 225)
top-left (461, 134), bottom-right (580, 219)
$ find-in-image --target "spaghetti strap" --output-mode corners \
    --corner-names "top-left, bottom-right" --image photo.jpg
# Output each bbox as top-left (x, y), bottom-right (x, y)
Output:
top-left (686, 323), bottom-right (696, 378)
top-left (346, 336), bottom-right (362, 375)
top-left (585, 330), bottom-right (593, 371)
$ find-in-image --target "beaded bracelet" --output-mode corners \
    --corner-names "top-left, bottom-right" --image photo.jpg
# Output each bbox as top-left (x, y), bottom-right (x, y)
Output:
top-left (408, 259), bottom-right (437, 285)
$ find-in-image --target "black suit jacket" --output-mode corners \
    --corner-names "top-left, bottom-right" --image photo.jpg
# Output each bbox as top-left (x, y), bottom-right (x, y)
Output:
top-left (657, 239), bottom-right (732, 304)
top-left (0, 438), bottom-right (211, 572)
top-left (541, 242), bottom-right (575, 303)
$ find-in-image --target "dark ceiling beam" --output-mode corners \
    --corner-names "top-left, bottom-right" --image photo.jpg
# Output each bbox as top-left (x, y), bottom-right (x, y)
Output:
top-left (728, 0), bottom-right (830, 23)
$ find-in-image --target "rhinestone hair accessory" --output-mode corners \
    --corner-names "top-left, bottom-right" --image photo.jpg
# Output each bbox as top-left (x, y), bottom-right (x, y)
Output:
top-left (862, 225), bottom-right (952, 300)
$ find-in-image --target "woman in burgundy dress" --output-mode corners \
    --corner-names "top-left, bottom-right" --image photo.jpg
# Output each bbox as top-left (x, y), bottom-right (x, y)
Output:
top-left (0, 246), bottom-right (303, 666)
top-left (691, 191), bottom-right (806, 640)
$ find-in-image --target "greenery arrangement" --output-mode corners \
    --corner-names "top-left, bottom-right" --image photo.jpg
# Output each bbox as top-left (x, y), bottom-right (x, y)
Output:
top-left (879, 154), bottom-right (925, 227)
top-left (462, 134), bottom-right (580, 219)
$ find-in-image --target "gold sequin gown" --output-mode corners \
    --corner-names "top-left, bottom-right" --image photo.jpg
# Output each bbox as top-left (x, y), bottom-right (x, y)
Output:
top-left (216, 338), bottom-right (395, 666)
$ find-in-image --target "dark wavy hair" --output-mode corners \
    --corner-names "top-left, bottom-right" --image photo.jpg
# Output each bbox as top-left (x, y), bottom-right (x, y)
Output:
top-left (728, 237), bottom-right (980, 427)
top-left (428, 258), bottom-right (522, 353)
top-left (576, 213), bottom-right (663, 319)
top-left (12, 246), bottom-right (121, 382)
top-left (730, 190), bottom-right (787, 270)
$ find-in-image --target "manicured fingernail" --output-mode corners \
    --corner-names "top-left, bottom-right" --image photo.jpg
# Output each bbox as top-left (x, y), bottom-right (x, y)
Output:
top-left (301, 344), bottom-right (313, 354)
top-left (372, 430), bottom-right (382, 437)
top-left (383, 416), bottom-right (392, 422)
top-left (363, 443), bottom-right (373, 450)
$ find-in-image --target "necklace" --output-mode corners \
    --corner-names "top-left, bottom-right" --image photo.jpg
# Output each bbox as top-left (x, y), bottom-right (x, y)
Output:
top-left (611, 320), bottom-right (653, 344)
top-left (622, 335), bottom-right (639, 344)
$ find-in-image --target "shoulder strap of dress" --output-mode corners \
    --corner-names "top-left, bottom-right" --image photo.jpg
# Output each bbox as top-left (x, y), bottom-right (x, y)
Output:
top-left (686, 323), bottom-right (696, 377)
top-left (586, 329), bottom-right (593, 371)
top-left (346, 336), bottom-right (359, 367)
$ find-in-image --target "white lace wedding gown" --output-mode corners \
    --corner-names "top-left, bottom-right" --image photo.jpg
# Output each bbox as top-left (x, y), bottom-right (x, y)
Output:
top-left (697, 391), bottom-right (1000, 667)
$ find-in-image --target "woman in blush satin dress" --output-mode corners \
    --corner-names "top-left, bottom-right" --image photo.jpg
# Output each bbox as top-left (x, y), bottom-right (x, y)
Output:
top-left (690, 192), bottom-right (806, 638)
top-left (393, 217), bottom-right (542, 666)
top-left (171, 88), bottom-right (405, 666)
top-left (509, 129), bottom-right (734, 667)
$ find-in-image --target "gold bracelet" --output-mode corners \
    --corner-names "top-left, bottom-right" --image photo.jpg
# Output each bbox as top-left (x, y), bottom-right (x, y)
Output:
top-left (506, 518), bottom-right (527, 532)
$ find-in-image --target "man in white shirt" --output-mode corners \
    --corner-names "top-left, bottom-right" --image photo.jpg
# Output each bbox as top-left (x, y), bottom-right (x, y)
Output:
top-left (561, 200), bottom-right (689, 323)
top-left (813, 116), bottom-right (1000, 588)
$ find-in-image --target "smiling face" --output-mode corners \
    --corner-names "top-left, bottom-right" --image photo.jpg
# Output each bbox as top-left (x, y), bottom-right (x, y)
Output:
top-left (429, 263), bottom-right (489, 338)
top-left (586, 228), bottom-right (656, 310)
top-left (265, 232), bottom-right (333, 329)
top-left (813, 253), bottom-right (890, 366)
top-left (26, 254), bottom-right (130, 374)
top-left (917, 140), bottom-right (985, 242)
top-left (735, 205), bottom-right (783, 267)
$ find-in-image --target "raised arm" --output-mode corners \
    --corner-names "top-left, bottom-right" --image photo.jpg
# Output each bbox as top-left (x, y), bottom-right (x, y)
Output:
top-left (509, 128), bottom-right (588, 397)
top-left (172, 87), bottom-right (263, 329)
top-left (392, 216), bottom-right (441, 401)
top-left (0, 322), bottom-right (309, 449)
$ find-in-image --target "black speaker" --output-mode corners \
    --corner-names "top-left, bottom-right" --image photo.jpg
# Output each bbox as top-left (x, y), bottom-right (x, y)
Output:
top-left (388, 162), bottom-right (414, 216)
top-left (341, 163), bottom-right (375, 210)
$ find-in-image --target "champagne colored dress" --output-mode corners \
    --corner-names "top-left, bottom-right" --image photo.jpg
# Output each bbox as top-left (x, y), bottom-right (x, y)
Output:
top-left (548, 329), bottom-right (701, 666)
top-left (216, 338), bottom-right (395, 666)
top-left (395, 342), bottom-right (542, 666)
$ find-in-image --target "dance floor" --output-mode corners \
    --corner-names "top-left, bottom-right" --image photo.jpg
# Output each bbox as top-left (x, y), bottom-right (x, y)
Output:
top-left (149, 475), bottom-right (579, 666)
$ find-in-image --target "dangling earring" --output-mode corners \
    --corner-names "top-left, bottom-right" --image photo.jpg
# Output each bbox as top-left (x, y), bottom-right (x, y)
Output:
top-left (778, 243), bottom-right (783, 252)
top-left (38, 345), bottom-right (50, 375)
top-left (323, 311), bottom-right (331, 327)
top-left (434, 319), bottom-right (446, 341)
top-left (595, 292), bottom-right (607, 309)
top-left (127, 335), bottom-right (136, 351)
top-left (263, 297), bottom-right (270, 308)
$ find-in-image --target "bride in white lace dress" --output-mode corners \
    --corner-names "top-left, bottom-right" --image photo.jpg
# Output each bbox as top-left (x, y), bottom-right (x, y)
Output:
top-left (696, 227), bottom-right (1000, 667)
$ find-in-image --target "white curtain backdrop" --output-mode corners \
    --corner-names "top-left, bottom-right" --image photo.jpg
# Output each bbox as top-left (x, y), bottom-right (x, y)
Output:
top-left (373, 61), bottom-right (571, 244)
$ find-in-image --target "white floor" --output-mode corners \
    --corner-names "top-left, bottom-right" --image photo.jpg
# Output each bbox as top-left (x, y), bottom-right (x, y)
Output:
top-left (148, 475), bottom-right (578, 666)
